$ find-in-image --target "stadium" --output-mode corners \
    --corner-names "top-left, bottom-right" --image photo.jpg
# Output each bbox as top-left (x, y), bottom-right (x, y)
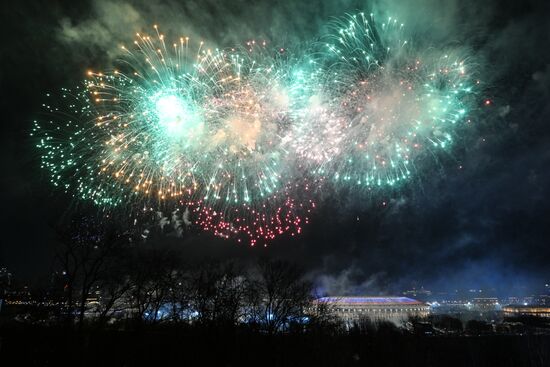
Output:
top-left (316, 297), bottom-right (429, 324)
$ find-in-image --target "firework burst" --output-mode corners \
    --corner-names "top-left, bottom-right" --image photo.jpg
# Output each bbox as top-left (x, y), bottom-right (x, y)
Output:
top-left (33, 13), bottom-right (480, 245)
top-left (35, 28), bottom-right (309, 205)
top-left (289, 13), bottom-right (477, 190)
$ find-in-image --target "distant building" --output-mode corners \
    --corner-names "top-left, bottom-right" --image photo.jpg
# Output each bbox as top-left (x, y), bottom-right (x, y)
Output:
top-left (315, 297), bottom-right (429, 324)
top-left (402, 287), bottom-right (432, 301)
top-left (503, 305), bottom-right (550, 318)
top-left (472, 298), bottom-right (500, 311)
top-left (533, 295), bottom-right (550, 306)
top-left (0, 267), bottom-right (12, 296)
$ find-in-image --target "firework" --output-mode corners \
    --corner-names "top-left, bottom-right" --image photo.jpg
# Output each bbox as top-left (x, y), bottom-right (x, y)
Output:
top-left (33, 13), bottom-right (479, 245)
top-left (35, 29), bottom-right (307, 203)
top-left (192, 177), bottom-right (320, 246)
top-left (289, 13), bottom-right (476, 189)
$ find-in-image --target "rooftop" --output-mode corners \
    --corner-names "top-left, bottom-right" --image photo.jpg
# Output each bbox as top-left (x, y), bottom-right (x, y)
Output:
top-left (317, 297), bottom-right (424, 305)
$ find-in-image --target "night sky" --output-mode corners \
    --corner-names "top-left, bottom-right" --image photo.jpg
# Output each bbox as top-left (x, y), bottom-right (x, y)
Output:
top-left (1, 0), bottom-right (549, 296)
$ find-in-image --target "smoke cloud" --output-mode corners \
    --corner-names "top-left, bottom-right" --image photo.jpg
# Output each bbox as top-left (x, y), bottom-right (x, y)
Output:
top-left (1, 0), bottom-right (549, 294)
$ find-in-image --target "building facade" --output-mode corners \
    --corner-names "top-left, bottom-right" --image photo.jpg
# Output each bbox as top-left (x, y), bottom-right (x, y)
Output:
top-left (503, 305), bottom-right (550, 318)
top-left (316, 297), bottom-right (429, 324)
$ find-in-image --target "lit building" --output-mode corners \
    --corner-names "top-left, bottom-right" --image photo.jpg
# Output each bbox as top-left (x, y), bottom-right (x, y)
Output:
top-left (315, 297), bottom-right (429, 324)
top-left (533, 295), bottom-right (550, 306)
top-left (402, 287), bottom-right (432, 301)
top-left (503, 305), bottom-right (550, 318)
top-left (472, 298), bottom-right (500, 311)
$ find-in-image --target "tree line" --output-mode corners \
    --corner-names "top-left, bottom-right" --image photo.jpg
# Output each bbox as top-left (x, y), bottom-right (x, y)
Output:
top-left (47, 214), bottom-right (317, 333)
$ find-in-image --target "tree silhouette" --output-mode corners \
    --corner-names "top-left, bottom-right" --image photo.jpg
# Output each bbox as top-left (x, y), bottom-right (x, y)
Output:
top-left (247, 259), bottom-right (312, 334)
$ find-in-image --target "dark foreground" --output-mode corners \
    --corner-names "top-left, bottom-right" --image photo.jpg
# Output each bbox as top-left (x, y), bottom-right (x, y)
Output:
top-left (1, 325), bottom-right (549, 367)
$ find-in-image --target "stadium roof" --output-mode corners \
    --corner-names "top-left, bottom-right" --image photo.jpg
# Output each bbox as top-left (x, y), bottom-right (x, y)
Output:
top-left (316, 297), bottom-right (424, 305)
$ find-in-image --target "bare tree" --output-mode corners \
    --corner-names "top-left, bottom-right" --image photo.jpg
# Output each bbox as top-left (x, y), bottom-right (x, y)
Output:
top-left (95, 247), bottom-right (133, 326)
top-left (55, 215), bottom-right (125, 328)
top-left (307, 298), bottom-right (343, 334)
top-left (164, 269), bottom-right (190, 323)
top-left (188, 260), bottom-right (248, 327)
top-left (126, 246), bottom-right (180, 324)
top-left (248, 259), bottom-right (313, 334)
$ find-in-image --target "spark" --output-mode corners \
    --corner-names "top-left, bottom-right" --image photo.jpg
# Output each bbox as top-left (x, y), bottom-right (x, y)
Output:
top-left (33, 12), bottom-right (480, 245)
